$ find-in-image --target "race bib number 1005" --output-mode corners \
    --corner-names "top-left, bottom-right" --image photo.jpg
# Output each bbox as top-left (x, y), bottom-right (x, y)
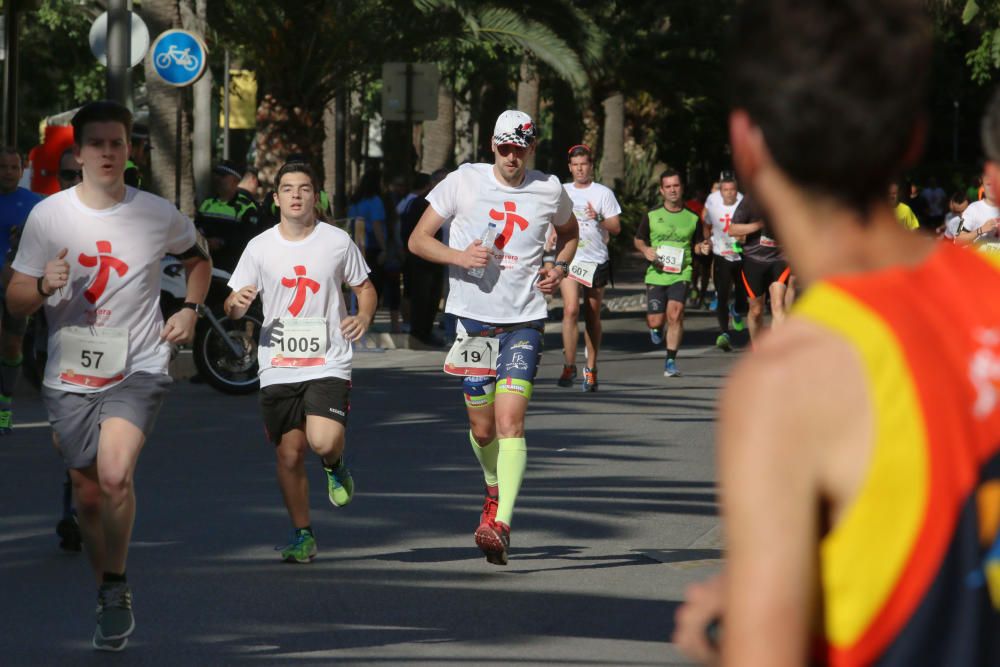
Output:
top-left (444, 335), bottom-right (499, 376)
top-left (270, 317), bottom-right (329, 367)
top-left (59, 326), bottom-right (128, 388)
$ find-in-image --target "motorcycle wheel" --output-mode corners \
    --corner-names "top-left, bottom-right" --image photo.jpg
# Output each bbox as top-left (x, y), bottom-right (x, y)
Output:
top-left (192, 311), bottom-right (261, 395)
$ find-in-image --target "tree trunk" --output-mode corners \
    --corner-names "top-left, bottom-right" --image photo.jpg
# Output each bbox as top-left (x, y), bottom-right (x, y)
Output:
top-left (600, 91), bottom-right (625, 188)
top-left (187, 0), bottom-right (212, 204)
top-left (516, 56), bottom-right (540, 170)
top-left (421, 82), bottom-right (455, 172)
top-left (141, 0), bottom-right (196, 215)
top-left (253, 93), bottom-right (325, 190)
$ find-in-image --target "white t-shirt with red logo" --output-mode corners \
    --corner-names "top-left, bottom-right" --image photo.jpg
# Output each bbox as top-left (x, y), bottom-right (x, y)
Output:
top-left (562, 181), bottom-right (621, 264)
top-left (704, 190), bottom-right (744, 262)
top-left (13, 187), bottom-right (197, 393)
top-left (427, 163), bottom-right (573, 323)
top-left (228, 223), bottom-right (370, 388)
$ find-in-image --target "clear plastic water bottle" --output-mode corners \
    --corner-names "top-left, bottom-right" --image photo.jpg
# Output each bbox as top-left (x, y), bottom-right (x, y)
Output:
top-left (468, 222), bottom-right (497, 278)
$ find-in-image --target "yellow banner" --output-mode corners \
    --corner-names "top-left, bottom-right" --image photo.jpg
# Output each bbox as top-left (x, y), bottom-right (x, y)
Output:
top-left (219, 70), bottom-right (257, 130)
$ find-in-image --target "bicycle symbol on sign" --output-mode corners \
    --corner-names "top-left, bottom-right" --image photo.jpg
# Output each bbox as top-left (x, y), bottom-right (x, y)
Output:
top-left (155, 45), bottom-right (200, 72)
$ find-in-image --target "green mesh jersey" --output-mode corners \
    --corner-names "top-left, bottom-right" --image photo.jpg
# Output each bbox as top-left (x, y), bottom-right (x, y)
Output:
top-left (636, 207), bottom-right (699, 286)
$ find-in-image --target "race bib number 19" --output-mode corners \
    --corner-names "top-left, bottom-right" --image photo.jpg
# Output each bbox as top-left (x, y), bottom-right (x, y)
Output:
top-left (444, 335), bottom-right (499, 376)
top-left (271, 317), bottom-right (328, 367)
top-left (656, 245), bottom-right (685, 274)
top-left (59, 326), bottom-right (128, 388)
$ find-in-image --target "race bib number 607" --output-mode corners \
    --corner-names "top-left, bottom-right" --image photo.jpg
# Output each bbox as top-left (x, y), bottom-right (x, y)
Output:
top-left (59, 326), bottom-right (128, 388)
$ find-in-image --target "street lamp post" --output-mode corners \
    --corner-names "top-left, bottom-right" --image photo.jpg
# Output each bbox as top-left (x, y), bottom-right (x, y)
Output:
top-left (106, 0), bottom-right (131, 107)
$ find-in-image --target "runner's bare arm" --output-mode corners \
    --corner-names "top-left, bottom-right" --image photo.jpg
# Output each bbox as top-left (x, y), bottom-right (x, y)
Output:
top-left (600, 213), bottom-right (622, 236)
top-left (407, 205), bottom-right (489, 269)
top-left (955, 217), bottom-right (998, 246)
top-left (161, 254), bottom-right (211, 344)
top-left (6, 248), bottom-right (70, 318)
top-left (341, 279), bottom-right (376, 341)
top-left (536, 213), bottom-right (579, 294)
top-left (727, 220), bottom-right (763, 237)
top-left (700, 321), bottom-right (868, 667)
top-left (225, 285), bottom-right (258, 320)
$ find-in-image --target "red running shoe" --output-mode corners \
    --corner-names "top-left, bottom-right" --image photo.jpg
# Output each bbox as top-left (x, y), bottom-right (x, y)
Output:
top-left (474, 519), bottom-right (511, 566)
top-left (479, 485), bottom-right (499, 527)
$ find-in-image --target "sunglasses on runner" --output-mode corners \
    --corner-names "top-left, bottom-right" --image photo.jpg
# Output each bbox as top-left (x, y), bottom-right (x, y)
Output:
top-left (496, 144), bottom-right (526, 158)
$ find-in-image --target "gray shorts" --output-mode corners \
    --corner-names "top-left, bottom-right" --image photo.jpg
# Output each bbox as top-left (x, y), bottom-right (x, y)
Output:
top-left (42, 371), bottom-right (173, 469)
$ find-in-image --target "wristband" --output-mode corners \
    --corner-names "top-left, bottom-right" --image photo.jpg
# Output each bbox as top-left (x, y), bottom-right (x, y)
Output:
top-left (554, 261), bottom-right (570, 276)
top-left (181, 302), bottom-right (200, 312)
top-left (37, 276), bottom-right (54, 298)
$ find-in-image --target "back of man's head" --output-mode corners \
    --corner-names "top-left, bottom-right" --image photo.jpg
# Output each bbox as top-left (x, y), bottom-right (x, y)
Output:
top-left (730, 0), bottom-right (931, 213)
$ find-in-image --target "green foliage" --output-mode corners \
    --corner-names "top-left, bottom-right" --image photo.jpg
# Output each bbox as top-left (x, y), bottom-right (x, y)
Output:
top-left (603, 146), bottom-right (659, 257)
top-left (11, 0), bottom-right (111, 148)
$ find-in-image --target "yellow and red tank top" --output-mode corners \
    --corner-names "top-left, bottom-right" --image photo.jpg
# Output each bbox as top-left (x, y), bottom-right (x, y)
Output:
top-left (794, 242), bottom-right (1000, 666)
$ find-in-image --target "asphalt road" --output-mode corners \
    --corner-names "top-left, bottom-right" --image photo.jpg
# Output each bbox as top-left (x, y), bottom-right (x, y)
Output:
top-left (0, 303), bottom-right (740, 666)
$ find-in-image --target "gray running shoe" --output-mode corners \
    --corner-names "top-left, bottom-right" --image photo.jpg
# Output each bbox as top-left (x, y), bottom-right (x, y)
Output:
top-left (95, 582), bottom-right (134, 642)
top-left (92, 628), bottom-right (128, 652)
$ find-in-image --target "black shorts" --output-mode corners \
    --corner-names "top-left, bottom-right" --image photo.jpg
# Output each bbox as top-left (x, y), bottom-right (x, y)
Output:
top-left (646, 282), bottom-right (689, 314)
top-left (591, 260), bottom-right (611, 289)
top-left (259, 377), bottom-right (351, 444)
top-left (741, 258), bottom-right (791, 300)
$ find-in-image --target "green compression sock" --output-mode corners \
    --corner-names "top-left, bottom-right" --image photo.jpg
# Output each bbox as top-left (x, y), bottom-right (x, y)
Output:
top-left (495, 437), bottom-right (527, 526)
top-left (469, 430), bottom-right (499, 487)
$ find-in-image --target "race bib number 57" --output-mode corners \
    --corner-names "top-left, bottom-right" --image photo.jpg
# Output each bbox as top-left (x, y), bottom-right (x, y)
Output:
top-left (59, 326), bottom-right (128, 388)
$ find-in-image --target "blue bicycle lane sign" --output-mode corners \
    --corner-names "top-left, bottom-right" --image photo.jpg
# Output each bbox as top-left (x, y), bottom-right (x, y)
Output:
top-left (150, 29), bottom-right (208, 87)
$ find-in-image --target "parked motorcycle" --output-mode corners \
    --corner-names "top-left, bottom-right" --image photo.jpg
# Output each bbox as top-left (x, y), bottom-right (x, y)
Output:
top-left (23, 256), bottom-right (262, 395)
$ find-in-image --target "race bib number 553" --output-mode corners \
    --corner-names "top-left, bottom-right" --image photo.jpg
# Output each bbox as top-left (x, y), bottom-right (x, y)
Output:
top-left (656, 245), bottom-right (684, 274)
top-left (270, 317), bottom-right (328, 367)
top-left (59, 326), bottom-right (128, 388)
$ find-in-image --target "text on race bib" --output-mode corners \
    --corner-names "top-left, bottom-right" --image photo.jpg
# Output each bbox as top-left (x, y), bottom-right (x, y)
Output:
top-left (568, 259), bottom-right (598, 287)
top-left (59, 326), bottom-right (128, 388)
top-left (656, 245), bottom-right (685, 274)
top-left (444, 335), bottom-right (500, 377)
top-left (270, 317), bottom-right (328, 368)
top-left (760, 235), bottom-right (778, 248)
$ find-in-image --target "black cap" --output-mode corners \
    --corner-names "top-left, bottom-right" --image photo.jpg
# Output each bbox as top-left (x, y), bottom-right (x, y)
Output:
top-left (213, 159), bottom-right (242, 179)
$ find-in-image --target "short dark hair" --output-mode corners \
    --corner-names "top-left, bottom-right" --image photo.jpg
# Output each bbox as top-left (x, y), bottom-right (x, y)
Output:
top-left (0, 146), bottom-right (21, 165)
top-left (276, 161), bottom-right (319, 191)
top-left (729, 0), bottom-right (931, 213)
top-left (719, 172), bottom-right (738, 186)
top-left (71, 100), bottom-right (133, 146)
top-left (951, 190), bottom-right (969, 205)
top-left (412, 172), bottom-right (431, 190)
top-left (567, 144), bottom-right (592, 161)
top-left (659, 168), bottom-right (682, 186)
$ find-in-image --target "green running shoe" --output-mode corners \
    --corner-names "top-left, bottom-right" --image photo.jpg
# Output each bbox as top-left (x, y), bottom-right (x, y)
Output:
top-left (324, 460), bottom-right (354, 507)
top-left (278, 529), bottom-right (317, 563)
top-left (716, 332), bottom-right (733, 352)
top-left (0, 395), bottom-right (13, 435)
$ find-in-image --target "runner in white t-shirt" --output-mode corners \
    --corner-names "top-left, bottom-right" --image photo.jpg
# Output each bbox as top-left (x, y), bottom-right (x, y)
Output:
top-left (408, 110), bottom-right (579, 565)
top-left (702, 174), bottom-right (748, 350)
top-left (956, 169), bottom-right (1000, 254)
top-left (225, 161), bottom-right (376, 564)
top-left (6, 101), bottom-right (211, 652)
top-left (554, 144), bottom-right (621, 392)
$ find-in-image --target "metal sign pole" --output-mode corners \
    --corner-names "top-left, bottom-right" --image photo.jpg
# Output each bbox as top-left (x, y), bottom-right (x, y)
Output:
top-left (107, 0), bottom-right (130, 106)
top-left (175, 87), bottom-right (183, 209)
top-left (2, 1), bottom-right (19, 147)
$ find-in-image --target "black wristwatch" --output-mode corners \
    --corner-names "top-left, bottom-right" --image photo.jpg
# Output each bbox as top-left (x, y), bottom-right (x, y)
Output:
top-left (554, 261), bottom-right (570, 276)
top-left (36, 276), bottom-right (54, 298)
top-left (181, 302), bottom-right (200, 312)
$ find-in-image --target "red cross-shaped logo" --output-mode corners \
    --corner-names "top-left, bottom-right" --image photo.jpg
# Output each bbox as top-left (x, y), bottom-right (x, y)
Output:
top-left (280, 265), bottom-right (320, 316)
top-left (78, 241), bottom-right (129, 304)
top-left (489, 201), bottom-right (529, 250)
top-left (720, 213), bottom-right (732, 233)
